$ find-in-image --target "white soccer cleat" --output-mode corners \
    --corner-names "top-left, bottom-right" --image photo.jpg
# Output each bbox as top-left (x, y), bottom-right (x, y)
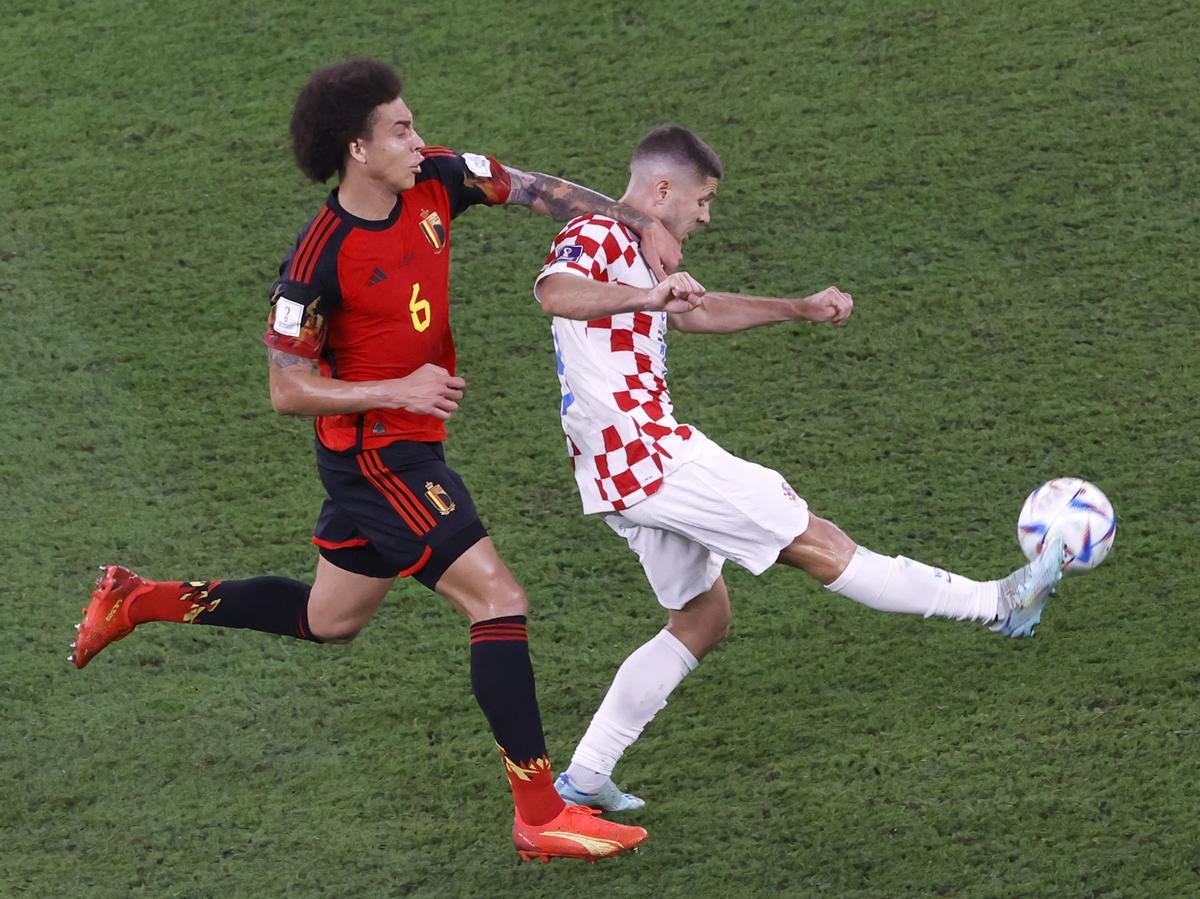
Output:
top-left (554, 773), bottom-right (646, 812)
top-left (994, 537), bottom-right (1065, 638)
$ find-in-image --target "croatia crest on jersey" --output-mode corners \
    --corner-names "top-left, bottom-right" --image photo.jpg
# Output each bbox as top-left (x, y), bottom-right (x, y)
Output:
top-left (419, 210), bottom-right (445, 252)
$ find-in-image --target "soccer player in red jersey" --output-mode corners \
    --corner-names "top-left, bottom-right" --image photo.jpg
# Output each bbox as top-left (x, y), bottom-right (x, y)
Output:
top-left (71, 59), bottom-right (676, 862)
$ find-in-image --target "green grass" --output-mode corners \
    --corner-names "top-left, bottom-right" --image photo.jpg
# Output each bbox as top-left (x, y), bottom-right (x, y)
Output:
top-left (3, 0), bottom-right (1198, 896)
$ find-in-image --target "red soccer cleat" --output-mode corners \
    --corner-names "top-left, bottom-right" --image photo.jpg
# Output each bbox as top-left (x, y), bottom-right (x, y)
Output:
top-left (513, 804), bottom-right (648, 863)
top-left (71, 565), bottom-right (153, 669)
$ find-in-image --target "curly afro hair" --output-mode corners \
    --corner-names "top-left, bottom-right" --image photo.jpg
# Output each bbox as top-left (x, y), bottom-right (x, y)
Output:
top-left (289, 59), bottom-right (403, 182)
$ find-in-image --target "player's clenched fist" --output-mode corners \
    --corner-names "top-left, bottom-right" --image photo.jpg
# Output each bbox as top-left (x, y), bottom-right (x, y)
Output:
top-left (646, 271), bottom-right (705, 313)
top-left (386, 363), bottom-right (466, 419)
top-left (804, 286), bottom-right (853, 326)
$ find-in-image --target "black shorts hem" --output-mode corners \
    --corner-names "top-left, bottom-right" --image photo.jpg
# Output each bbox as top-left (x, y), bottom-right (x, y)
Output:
top-left (318, 544), bottom-right (402, 579)
top-left (414, 520), bottom-right (489, 590)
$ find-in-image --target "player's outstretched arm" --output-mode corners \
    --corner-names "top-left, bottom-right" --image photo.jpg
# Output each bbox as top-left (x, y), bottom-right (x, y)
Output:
top-left (504, 166), bottom-right (681, 277)
top-left (268, 351), bottom-right (465, 420)
top-left (537, 272), bottom-right (705, 320)
top-left (668, 286), bottom-right (854, 334)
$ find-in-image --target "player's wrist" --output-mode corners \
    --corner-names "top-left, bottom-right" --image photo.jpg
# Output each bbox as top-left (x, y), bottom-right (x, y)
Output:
top-left (640, 286), bottom-right (664, 312)
top-left (358, 379), bottom-right (401, 410)
top-left (795, 295), bottom-right (822, 321)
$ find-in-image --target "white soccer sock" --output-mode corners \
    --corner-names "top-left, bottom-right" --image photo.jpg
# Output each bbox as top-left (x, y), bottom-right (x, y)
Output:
top-left (567, 628), bottom-right (699, 785)
top-left (826, 546), bottom-right (1003, 624)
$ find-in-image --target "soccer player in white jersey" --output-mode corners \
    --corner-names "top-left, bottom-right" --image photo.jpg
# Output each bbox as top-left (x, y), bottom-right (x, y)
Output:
top-left (532, 125), bottom-right (1066, 812)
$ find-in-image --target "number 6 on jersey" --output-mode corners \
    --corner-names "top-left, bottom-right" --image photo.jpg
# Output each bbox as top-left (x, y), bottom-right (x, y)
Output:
top-left (410, 282), bottom-right (432, 332)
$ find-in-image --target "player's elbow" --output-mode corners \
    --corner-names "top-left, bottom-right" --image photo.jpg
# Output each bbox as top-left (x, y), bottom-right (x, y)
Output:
top-left (667, 312), bottom-right (704, 334)
top-left (267, 363), bottom-right (310, 415)
top-left (269, 379), bottom-right (303, 416)
top-left (534, 284), bottom-right (564, 317)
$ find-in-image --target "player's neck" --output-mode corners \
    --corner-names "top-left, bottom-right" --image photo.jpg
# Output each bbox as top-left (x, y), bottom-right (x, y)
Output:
top-left (618, 189), bottom-right (653, 222)
top-left (336, 174), bottom-right (399, 221)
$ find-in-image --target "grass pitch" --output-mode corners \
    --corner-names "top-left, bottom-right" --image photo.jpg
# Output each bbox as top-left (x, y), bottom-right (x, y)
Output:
top-left (2, 1), bottom-right (1197, 896)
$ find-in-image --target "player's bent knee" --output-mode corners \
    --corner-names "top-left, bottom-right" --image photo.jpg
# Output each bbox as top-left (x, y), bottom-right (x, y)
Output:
top-left (489, 582), bottom-right (529, 618)
top-left (707, 614), bottom-right (732, 650)
top-left (669, 603), bottom-right (731, 658)
top-left (308, 615), bottom-right (368, 644)
top-left (444, 577), bottom-right (529, 622)
top-left (317, 628), bottom-right (360, 645)
top-left (714, 611), bottom-right (732, 643)
top-left (779, 514), bottom-right (858, 583)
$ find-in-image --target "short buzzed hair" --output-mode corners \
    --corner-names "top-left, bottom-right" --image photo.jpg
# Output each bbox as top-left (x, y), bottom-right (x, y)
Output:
top-left (630, 125), bottom-right (723, 180)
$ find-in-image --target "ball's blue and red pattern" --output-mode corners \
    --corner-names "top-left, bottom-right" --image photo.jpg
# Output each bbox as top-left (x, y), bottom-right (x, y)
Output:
top-left (1017, 477), bottom-right (1116, 573)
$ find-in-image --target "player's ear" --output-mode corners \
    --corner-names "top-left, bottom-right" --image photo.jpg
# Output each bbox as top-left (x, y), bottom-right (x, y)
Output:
top-left (347, 137), bottom-right (368, 165)
top-left (653, 177), bottom-right (672, 205)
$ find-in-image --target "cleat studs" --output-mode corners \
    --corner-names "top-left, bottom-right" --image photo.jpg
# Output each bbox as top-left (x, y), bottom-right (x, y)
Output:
top-left (67, 653), bottom-right (75, 663)
top-left (74, 623), bottom-right (81, 631)
top-left (69, 641), bottom-right (76, 649)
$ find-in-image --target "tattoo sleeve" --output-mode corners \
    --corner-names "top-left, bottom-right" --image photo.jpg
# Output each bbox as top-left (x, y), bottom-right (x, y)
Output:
top-left (267, 348), bottom-right (313, 370)
top-left (506, 168), bottom-right (654, 233)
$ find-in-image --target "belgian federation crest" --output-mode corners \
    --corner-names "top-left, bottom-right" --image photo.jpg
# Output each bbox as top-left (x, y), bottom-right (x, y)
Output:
top-left (425, 481), bottom-right (456, 515)
top-left (419, 210), bottom-right (445, 252)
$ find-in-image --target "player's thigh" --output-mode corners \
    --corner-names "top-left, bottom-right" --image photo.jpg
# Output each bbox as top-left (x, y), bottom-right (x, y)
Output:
top-left (620, 440), bottom-right (809, 576)
top-left (666, 575), bottom-right (731, 660)
top-left (307, 554), bottom-right (397, 641)
top-left (433, 537), bottom-right (527, 624)
top-left (317, 441), bottom-right (490, 596)
top-left (776, 514), bottom-right (858, 585)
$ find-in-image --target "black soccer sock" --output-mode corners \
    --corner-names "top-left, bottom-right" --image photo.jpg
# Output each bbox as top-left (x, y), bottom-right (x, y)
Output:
top-left (129, 576), bottom-right (321, 642)
top-left (469, 615), bottom-right (563, 824)
top-left (470, 615), bottom-right (548, 762)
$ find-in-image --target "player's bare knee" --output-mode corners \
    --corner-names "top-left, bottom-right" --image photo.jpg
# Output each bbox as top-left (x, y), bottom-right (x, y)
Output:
top-left (310, 618), bottom-right (365, 643)
top-left (451, 578), bottom-right (528, 621)
top-left (779, 515), bottom-right (857, 582)
top-left (490, 581), bottom-right (528, 618)
top-left (319, 628), bottom-right (361, 644)
top-left (669, 604), bottom-right (730, 658)
top-left (713, 608), bottom-right (732, 643)
top-left (701, 601), bottom-right (732, 645)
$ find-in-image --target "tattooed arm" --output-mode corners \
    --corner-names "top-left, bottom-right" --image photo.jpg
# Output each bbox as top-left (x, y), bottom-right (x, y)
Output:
top-left (267, 350), bottom-right (465, 420)
top-left (505, 167), bottom-right (681, 277)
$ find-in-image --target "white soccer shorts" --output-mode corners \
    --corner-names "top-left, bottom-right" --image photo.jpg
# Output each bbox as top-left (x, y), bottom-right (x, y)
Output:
top-left (603, 436), bottom-right (810, 610)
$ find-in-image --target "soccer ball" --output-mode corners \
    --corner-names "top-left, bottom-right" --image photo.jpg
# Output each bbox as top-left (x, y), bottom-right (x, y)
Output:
top-left (1017, 477), bottom-right (1116, 574)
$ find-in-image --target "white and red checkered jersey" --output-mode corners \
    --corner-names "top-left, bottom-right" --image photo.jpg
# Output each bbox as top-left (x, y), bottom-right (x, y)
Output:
top-left (536, 215), bottom-right (705, 514)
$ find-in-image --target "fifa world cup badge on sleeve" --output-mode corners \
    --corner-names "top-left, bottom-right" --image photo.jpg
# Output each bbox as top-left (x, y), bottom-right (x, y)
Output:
top-left (273, 297), bottom-right (304, 337)
top-left (462, 153), bottom-right (493, 178)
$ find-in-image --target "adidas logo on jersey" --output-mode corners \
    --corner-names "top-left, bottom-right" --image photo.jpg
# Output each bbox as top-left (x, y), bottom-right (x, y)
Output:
top-left (367, 267), bottom-right (388, 286)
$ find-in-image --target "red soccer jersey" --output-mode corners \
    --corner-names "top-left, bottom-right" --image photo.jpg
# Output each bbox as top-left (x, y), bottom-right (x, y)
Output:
top-left (263, 148), bottom-right (511, 451)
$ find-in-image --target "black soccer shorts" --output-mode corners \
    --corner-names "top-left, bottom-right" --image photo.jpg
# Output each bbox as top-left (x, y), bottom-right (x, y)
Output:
top-left (312, 441), bottom-right (487, 590)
